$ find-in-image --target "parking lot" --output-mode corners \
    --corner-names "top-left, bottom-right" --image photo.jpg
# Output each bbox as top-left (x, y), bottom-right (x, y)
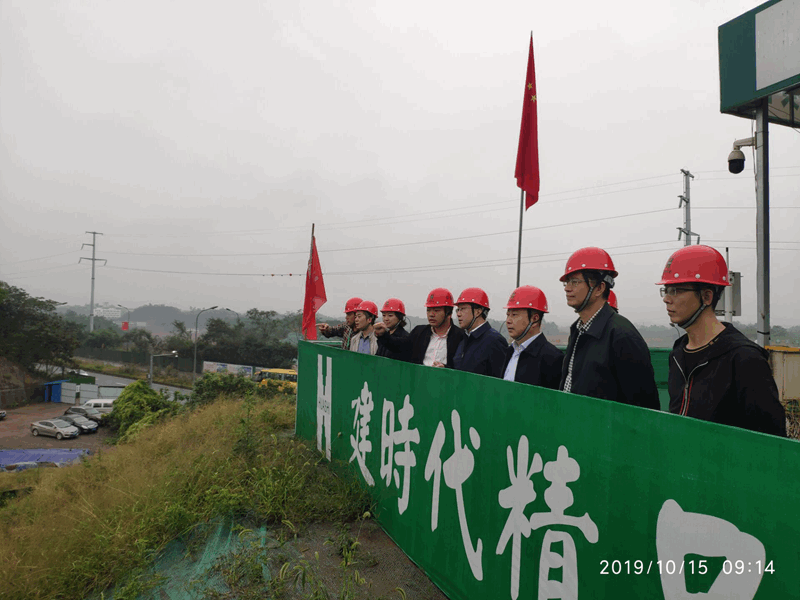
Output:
top-left (0, 402), bottom-right (113, 453)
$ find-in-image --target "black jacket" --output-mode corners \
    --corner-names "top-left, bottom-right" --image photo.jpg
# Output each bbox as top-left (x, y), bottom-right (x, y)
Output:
top-left (560, 303), bottom-right (659, 409)
top-left (376, 325), bottom-right (410, 360)
top-left (668, 322), bottom-right (786, 436)
top-left (492, 333), bottom-right (564, 389)
top-left (453, 323), bottom-right (508, 376)
top-left (378, 318), bottom-right (465, 367)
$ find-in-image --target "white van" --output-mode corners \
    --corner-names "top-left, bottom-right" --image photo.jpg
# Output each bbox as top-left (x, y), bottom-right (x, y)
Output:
top-left (82, 399), bottom-right (115, 414)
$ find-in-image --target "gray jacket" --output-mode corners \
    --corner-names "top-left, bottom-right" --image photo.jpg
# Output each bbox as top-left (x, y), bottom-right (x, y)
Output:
top-left (349, 329), bottom-right (379, 355)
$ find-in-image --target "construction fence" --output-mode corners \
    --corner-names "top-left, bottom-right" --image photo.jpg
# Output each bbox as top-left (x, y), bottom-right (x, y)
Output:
top-left (296, 341), bottom-right (798, 600)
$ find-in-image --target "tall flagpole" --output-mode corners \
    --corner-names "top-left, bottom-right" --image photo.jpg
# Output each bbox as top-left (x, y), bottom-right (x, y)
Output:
top-left (304, 223), bottom-right (315, 340)
top-left (516, 190), bottom-right (523, 287)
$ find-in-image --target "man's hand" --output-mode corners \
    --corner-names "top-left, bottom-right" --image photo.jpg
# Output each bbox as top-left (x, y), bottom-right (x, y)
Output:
top-left (432, 361), bottom-right (445, 368)
top-left (317, 323), bottom-right (331, 334)
top-left (373, 322), bottom-right (387, 337)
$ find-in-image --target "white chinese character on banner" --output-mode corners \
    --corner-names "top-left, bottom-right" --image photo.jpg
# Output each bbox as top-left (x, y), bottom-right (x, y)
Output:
top-left (529, 445), bottom-right (598, 600)
top-left (496, 435), bottom-right (543, 600)
top-left (348, 382), bottom-right (375, 486)
top-left (424, 409), bottom-right (484, 580)
top-left (380, 394), bottom-right (420, 514)
top-left (657, 499), bottom-right (765, 600)
top-left (316, 355), bottom-right (332, 460)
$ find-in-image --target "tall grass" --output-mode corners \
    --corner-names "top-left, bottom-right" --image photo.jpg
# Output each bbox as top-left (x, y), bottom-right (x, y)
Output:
top-left (0, 393), bottom-right (370, 600)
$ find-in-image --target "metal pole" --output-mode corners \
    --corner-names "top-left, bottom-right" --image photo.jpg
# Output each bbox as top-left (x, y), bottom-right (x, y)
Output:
top-left (516, 189), bottom-right (524, 287)
top-left (192, 306), bottom-right (218, 387)
top-left (724, 247), bottom-right (733, 322)
top-left (89, 235), bottom-right (96, 332)
top-left (149, 354), bottom-right (154, 386)
top-left (677, 170), bottom-right (695, 246)
top-left (755, 101), bottom-right (770, 347)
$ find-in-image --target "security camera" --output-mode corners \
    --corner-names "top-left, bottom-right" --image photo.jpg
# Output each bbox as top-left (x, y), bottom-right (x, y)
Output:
top-left (728, 149), bottom-right (745, 174)
top-left (728, 137), bottom-right (754, 174)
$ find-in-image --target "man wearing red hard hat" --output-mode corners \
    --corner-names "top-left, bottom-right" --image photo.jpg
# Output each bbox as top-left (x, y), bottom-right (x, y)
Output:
top-left (560, 247), bottom-right (659, 409)
top-left (452, 287), bottom-right (507, 375)
top-left (374, 298), bottom-right (410, 360)
top-left (376, 287), bottom-right (465, 367)
top-left (659, 245), bottom-right (785, 436)
top-left (491, 285), bottom-right (563, 388)
top-left (349, 300), bottom-right (379, 355)
top-left (318, 297), bottom-right (362, 350)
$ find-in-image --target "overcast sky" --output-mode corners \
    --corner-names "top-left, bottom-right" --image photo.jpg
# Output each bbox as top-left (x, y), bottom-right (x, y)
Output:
top-left (1, 0), bottom-right (799, 327)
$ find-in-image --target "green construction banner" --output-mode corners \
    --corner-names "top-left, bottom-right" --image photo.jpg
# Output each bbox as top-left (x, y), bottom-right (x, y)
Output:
top-left (295, 341), bottom-right (798, 599)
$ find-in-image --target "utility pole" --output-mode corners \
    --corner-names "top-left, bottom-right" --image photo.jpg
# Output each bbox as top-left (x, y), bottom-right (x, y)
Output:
top-left (676, 169), bottom-right (699, 246)
top-left (80, 231), bottom-right (106, 332)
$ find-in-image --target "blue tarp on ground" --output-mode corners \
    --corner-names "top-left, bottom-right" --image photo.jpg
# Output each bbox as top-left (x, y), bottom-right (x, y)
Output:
top-left (0, 449), bottom-right (91, 471)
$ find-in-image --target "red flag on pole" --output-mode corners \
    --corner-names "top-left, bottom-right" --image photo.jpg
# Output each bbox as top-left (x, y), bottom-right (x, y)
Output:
top-left (515, 35), bottom-right (540, 210)
top-left (302, 229), bottom-right (327, 340)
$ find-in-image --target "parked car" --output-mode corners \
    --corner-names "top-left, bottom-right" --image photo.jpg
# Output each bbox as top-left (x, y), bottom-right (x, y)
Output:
top-left (59, 414), bottom-right (99, 434)
top-left (0, 409), bottom-right (6, 420)
top-left (31, 419), bottom-right (79, 440)
top-left (64, 406), bottom-right (105, 424)
top-left (82, 399), bottom-right (115, 415)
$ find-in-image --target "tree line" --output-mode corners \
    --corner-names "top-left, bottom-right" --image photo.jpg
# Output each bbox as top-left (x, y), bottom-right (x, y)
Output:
top-left (0, 283), bottom-right (301, 374)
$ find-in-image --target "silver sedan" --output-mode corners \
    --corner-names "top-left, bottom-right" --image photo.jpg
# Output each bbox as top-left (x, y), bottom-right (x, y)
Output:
top-left (30, 419), bottom-right (80, 440)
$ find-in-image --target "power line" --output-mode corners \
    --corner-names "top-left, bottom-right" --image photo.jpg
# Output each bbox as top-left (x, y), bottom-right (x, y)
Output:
top-left (0, 249), bottom-right (81, 267)
top-left (102, 207), bottom-right (677, 258)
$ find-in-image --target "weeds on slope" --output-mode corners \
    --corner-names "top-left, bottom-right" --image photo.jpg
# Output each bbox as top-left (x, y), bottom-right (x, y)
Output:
top-left (0, 391), bottom-right (370, 600)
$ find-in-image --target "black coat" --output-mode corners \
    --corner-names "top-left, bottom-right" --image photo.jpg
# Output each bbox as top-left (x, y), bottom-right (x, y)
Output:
top-left (376, 325), bottom-right (410, 360)
top-left (380, 318), bottom-right (465, 367)
top-left (453, 323), bottom-right (508, 376)
top-left (668, 322), bottom-right (786, 436)
top-left (492, 333), bottom-right (564, 389)
top-left (560, 303), bottom-right (659, 409)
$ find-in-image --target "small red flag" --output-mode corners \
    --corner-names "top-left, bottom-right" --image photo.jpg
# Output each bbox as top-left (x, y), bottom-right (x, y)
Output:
top-left (121, 321), bottom-right (129, 331)
top-left (302, 235), bottom-right (327, 340)
top-left (515, 35), bottom-right (540, 210)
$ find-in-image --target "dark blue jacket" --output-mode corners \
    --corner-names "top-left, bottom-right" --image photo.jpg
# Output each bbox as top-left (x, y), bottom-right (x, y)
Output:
top-left (453, 322), bottom-right (508, 376)
top-left (560, 303), bottom-right (659, 409)
top-left (492, 333), bottom-right (564, 389)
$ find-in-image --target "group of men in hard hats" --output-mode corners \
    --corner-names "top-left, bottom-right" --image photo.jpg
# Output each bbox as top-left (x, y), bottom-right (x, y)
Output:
top-left (318, 245), bottom-right (786, 437)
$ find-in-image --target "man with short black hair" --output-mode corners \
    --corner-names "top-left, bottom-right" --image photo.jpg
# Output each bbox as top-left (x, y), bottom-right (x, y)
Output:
top-left (452, 287), bottom-right (507, 376)
top-left (659, 245), bottom-right (785, 436)
top-left (560, 247), bottom-right (659, 409)
top-left (375, 288), bottom-right (465, 367)
top-left (492, 285), bottom-right (563, 388)
top-left (318, 297), bottom-right (362, 350)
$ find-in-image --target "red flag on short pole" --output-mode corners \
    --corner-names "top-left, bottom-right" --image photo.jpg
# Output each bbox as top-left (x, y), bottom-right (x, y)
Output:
top-left (302, 228), bottom-right (327, 340)
top-left (122, 322), bottom-right (129, 331)
top-left (515, 35), bottom-right (540, 210)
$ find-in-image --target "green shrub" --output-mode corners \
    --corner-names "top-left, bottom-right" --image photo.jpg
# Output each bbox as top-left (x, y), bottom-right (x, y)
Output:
top-left (190, 372), bottom-right (264, 406)
top-left (110, 380), bottom-right (183, 440)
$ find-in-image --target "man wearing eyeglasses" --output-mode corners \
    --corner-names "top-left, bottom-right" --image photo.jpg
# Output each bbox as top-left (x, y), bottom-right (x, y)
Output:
top-left (559, 247), bottom-right (659, 409)
top-left (659, 245), bottom-right (785, 436)
top-left (452, 287), bottom-right (508, 375)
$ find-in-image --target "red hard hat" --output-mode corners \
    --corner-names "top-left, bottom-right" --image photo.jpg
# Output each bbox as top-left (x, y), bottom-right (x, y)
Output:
top-left (560, 247), bottom-right (618, 281)
top-left (425, 288), bottom-right (454, 308)
top-left (504, 286), bottom-right (548, 313)
top-left (608, 290), bottom-right (618, 310)
top-left (381, 298), bottom-right (406, 315)
top-left (354, 300), bottom-right (378, 317)
top-left (657, 245), bottom-right (730, 286)
top-left (344, 297), bottom-right (363, 313)
top-left (456, 287), bottom-right (490, 309)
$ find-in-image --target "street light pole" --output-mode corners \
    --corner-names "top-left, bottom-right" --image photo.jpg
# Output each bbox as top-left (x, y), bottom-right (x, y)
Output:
top-left (193, 305), bottom-right (218, 387)
top-left (150, 351), bottom-right (178, 386)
